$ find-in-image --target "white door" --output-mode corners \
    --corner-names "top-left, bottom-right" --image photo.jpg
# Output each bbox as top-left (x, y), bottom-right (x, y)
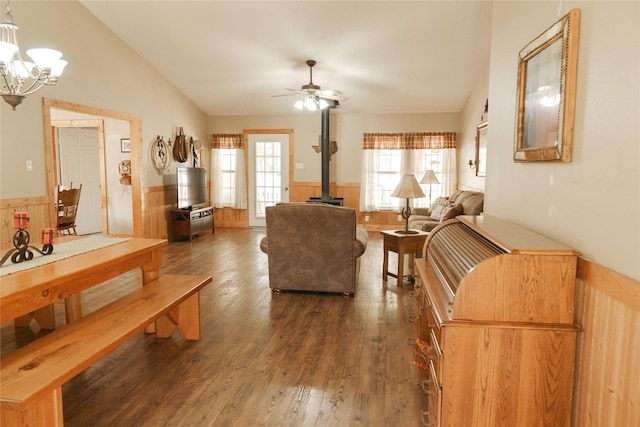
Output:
top-left (57, 127), bottom-right (103, 235)
top-left (247, 133), bottom-right (290, 227)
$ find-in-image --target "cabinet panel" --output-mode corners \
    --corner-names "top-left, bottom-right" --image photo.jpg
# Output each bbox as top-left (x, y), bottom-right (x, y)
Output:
top-left (171, 206), bottom-right (214, 242)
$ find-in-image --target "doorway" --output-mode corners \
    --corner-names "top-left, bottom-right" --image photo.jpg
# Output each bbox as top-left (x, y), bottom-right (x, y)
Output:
top-left (246, 131), bottom-right (292, 227)
top-left (54, 124), bottom-right (104, 235)
top-left (43, 98), bottom-right (143, 237)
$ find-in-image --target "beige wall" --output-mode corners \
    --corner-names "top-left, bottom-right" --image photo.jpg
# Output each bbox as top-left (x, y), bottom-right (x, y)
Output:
top-left (210, 112), bottom-right (461, 184)
top-left (486, 1), bottom-right (639, 280)
top-left (458, 64), bottom-right (490, 192)
top-left (0, 1), bottom-right (208, 200)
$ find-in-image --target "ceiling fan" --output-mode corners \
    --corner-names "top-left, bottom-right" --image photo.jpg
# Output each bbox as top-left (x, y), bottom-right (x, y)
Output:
top-left (273, 59), bottom-right (348, 110)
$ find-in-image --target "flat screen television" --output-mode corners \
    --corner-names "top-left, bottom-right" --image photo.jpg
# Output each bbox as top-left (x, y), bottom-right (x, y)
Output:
top-left (177, 167), bottom-right (207, 210)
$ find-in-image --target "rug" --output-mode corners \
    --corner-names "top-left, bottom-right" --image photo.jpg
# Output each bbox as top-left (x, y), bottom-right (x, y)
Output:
top-left (0, 235), bottom-right (130, 276)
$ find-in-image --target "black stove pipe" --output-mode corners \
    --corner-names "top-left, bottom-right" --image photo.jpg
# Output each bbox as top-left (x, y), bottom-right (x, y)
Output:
top-left (321, 105), bottom-right (331, 202)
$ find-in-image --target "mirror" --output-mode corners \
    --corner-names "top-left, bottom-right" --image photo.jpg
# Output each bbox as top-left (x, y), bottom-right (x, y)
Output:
top-left (514, 9), bottom-right (580, 162)
top-left (475, 121), bottom-right (487, 177)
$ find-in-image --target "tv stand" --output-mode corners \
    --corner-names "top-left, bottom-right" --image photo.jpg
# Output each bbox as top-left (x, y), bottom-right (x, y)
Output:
top-left (171, 206), bottom-right (214, 242)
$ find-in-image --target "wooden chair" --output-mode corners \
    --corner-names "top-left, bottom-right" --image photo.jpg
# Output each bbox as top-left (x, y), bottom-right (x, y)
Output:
top-left (56, 184), bottom-right (82, 235)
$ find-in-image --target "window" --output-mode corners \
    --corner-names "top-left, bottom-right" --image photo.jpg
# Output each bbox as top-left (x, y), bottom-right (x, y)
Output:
top-left (211, 134), bottom-right (246, 209)
top-left (360, 132), bottom-right (457, 212)
top-left (218, 149), bottom-right (236, 207)
top-left (373, 150), bottom-right (402, 209)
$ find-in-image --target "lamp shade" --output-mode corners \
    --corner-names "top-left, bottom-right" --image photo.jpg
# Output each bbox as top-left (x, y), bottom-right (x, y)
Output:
top-left (420, 170), bottom-right (440, 185)
top-left (391, 174), bottom-right (425, 199)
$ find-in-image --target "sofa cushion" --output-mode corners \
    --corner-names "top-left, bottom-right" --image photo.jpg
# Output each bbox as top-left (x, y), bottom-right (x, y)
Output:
top-left (442, 203), bottom-right (463, 221)
top-left (429, 197), bottom-right (450, 221)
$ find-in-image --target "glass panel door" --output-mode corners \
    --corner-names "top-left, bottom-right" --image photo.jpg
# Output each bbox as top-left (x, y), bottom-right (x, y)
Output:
top-left (248, 133), bottom-right (289, 227)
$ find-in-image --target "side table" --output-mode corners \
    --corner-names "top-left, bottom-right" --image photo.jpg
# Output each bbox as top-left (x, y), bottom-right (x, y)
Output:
top-left (381, 230), bottom-right (429, 287)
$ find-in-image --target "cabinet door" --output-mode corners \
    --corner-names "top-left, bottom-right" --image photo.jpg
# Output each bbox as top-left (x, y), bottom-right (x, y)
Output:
top-left (441, 326), bottom-right (576, 427)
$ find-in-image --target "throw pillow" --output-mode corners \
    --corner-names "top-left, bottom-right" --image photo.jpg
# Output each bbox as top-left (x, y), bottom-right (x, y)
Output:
top-left (429, 198), bottom-right (450, 221)
top-left (442, 203), bottom-right (463, 221)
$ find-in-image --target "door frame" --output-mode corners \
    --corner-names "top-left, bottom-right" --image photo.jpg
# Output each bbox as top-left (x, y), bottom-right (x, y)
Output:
top-left (243, 129), bottom-right (294, 227)
top-left (52, 120), bottom-right (107, 235)
top-left (42, 98), bottom-right (144, 237)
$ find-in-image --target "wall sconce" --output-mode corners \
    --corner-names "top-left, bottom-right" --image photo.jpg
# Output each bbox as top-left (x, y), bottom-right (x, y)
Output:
top-left (468, 159), bottom-right (476, 169)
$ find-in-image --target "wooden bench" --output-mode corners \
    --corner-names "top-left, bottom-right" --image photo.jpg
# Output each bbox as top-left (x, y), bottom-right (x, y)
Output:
top-left (0, 274), bottom-right (212, 427)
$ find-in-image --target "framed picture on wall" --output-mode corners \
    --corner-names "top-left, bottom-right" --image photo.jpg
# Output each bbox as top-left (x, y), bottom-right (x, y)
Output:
top-left (475, 121), bottom-right (487, 177)
top-left (120, 138), bottom-right (131, 153)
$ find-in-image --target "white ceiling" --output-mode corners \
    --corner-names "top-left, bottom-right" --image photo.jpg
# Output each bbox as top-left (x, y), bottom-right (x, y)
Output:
top-left (79, 1), bottom-right (492, 116)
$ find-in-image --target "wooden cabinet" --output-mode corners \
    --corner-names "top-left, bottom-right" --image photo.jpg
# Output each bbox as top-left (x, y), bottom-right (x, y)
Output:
top-left (413, 215), bottom-right (580, 427)
top-left (170, 206), bottom-right (214, 242)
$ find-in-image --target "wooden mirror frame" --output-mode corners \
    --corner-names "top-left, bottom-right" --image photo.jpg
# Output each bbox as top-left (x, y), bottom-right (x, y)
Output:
top-left (514, 9), bottom-right (580, 162)
top-left (475, 121), bottom-right (487, 177)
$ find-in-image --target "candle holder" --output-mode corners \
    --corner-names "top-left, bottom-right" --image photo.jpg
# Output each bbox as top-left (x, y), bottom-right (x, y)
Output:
top-left (1, 213), bottom-right (54, 266)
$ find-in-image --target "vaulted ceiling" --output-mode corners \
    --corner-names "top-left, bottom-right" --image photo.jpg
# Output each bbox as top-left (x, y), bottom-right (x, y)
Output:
top-left (80, 1), bottom-right (492, 116)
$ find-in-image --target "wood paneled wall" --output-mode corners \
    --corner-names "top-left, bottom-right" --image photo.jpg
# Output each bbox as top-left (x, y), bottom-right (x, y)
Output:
top-left (1, 197), bottom-right (51, 250)
top-left (143, 185), bottom-right (176, 240)
top-left (207, 182), bottom-right (404, 230)
top-left (573, 260), bottom-right (640, 426)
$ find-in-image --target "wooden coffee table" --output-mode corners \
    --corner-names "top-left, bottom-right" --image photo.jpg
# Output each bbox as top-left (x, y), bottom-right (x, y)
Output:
top-left (381, 229), bottom-right (429, 287)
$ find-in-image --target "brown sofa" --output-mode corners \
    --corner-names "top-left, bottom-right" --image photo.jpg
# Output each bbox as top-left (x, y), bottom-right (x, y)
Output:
top-left (259, 202), bottom-right (369, 296)
top-left (408, 190), bottom-right (484, 232)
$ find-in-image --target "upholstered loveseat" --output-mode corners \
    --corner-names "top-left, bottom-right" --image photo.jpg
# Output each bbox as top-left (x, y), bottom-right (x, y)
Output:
top-left (408, 190), bottom-right (484, 232)
top-left (259, 202), bottom-right (369, 296)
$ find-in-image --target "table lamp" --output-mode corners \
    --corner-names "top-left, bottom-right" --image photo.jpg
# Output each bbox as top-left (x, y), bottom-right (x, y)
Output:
top-left (391, 174), bottom-right (425, 234)
top-left (420, 170), bottom-right (440, 207)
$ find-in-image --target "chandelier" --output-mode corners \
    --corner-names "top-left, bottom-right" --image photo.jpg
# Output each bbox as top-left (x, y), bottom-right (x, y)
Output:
top-left (0, 2), bottom-right (67, 110)
top-left (294, 94), bottom-right (329, 111)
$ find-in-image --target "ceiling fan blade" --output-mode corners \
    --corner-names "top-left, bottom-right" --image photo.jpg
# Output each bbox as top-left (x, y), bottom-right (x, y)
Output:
top-left (271, 88), bottom-right (307, 97)
top-left (317, 89), bottom-right (344, 96)
top-left (318, 92), bottom-right (348, 101)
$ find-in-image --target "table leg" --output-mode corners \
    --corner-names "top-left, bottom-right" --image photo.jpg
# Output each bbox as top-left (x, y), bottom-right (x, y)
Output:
top-left (141, 247), bottom-right (163, 333)
top-left (14, 305), bottom-right (56, 329)
top-left (65, 293), bottom-right (82, 324)
top-left (382, 242), bottom-right (389, 281)
top-left (397, 249), bottom-right (404, 288)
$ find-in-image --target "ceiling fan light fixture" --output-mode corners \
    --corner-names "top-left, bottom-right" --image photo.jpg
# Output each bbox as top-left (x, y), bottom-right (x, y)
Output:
top-left (294, 94), bottom-right (330, 111)
top-left (303, 95), bottom-right (318, 110)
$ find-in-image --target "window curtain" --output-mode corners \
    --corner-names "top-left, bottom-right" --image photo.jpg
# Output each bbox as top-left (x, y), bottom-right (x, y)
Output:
top-left (210, 133), bottom-right (247, 209)
top-left (359, 132), bottom-right (457, 212)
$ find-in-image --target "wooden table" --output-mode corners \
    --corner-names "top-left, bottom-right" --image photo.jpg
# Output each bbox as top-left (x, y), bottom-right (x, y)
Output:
top-left (0, 238), bottom-right (167, 328)
top-left (381, 230), bottom-right (429, 287)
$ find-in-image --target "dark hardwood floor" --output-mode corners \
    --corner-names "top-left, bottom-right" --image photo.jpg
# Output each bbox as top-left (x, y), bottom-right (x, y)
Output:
top-left (1, 228), bottom-right (424, 426)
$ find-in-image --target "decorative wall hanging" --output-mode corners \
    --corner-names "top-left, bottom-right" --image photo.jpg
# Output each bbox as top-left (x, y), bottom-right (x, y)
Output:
top-left (190, 137), bottom-right (203, 168)
top-left (120, 138), bottom-right (131, 153)
top-left (312, 135), bottom-right (338, 160)
top-left (150, 135), bottom-right (170, 175)
top-left (173, 126), bottom-right (188, 163)
top-left (514, 9), bottom-right (580, 162)
top-left (475, 121), bottom-right (488, 177)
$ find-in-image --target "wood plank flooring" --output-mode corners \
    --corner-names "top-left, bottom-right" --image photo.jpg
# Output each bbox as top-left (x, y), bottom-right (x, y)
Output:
top-left (1, 228), bottom-right (424, 426)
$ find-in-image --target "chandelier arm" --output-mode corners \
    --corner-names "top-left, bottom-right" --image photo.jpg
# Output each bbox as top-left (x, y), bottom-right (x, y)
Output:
top-left (1, 73), bottom-right (12, 94)
top-left (19, 78), bottom-right (48, 96)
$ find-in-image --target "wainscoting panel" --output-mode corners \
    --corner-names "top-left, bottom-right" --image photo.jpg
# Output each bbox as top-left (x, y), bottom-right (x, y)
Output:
top-left (143, 185), bottom-right (175, 240)
top-left (1, 197), bottom-right (51, 250)
top-left (573, 259), bottom-right (640, 426)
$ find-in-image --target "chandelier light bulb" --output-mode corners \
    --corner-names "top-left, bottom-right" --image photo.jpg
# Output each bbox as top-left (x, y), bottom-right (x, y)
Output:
top-left (0, 40), bottom-right (17, 63)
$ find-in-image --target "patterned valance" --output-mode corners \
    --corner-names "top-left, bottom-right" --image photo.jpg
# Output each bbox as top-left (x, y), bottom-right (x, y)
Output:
top-left (362, 132), bottom-right (457, 150)
top-left (211, 133), bottom-right (244, 149)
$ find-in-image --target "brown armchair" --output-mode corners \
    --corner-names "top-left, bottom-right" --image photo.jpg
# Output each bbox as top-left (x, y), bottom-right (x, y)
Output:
top-left (259, 203), bottom-right (368, 297)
